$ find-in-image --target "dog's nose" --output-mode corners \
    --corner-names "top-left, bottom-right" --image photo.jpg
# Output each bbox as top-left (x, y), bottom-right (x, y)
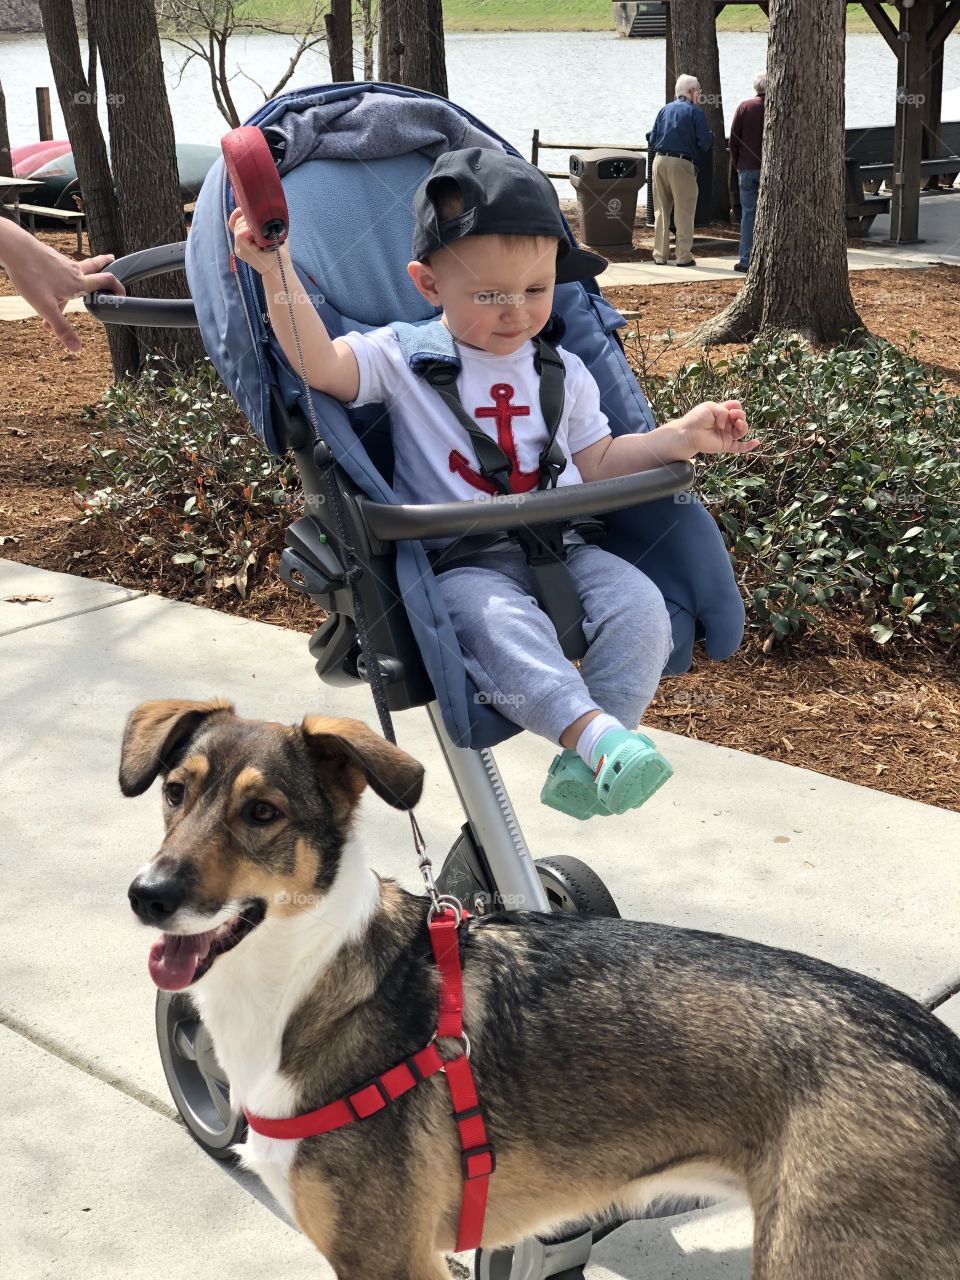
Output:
top-left (128, 872), bottom-right (187, 926)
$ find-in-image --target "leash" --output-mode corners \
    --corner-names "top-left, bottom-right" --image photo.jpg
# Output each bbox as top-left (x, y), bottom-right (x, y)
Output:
top-left (223, 125), bottom-right (494, 1249)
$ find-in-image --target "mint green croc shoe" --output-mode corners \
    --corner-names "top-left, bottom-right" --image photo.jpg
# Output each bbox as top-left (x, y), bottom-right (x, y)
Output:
top-left (540, 748), bottom-right (610, 820)
top-left (592, 730), bottom-right (672, 815)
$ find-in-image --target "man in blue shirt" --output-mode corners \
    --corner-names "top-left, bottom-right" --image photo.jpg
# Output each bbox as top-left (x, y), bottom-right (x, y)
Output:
top-left (649, 74), bottom-right (714, 266)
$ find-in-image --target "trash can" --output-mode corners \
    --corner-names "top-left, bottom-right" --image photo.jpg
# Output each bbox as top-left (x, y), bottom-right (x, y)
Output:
top-left (645, 135), bottom-right (714, 228)
top-left (569, 149), bottom-right (646, 247)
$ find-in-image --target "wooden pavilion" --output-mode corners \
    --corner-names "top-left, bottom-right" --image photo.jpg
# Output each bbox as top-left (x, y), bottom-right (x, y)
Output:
top-left (654, 0), bottom-right (960, 242)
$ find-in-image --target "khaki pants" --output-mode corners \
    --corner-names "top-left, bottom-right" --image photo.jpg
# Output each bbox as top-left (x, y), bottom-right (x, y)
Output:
top-left (652, 154), bottom-right (699, 264)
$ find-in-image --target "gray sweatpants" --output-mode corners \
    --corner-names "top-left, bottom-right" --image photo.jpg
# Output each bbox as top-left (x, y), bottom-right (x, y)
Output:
top-left (435, 543), bottom-right (672, 745)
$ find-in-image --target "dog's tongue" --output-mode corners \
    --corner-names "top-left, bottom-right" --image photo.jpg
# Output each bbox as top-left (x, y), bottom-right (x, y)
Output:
top-left (148, 931), bottom-right (216, 991)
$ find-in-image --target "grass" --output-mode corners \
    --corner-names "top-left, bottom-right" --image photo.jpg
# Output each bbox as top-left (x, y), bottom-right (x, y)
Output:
top-left (233, 2), bottom-right (904, 36)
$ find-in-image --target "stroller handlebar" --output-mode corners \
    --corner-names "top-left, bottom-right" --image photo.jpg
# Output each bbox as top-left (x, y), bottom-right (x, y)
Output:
top-left (356, 463), bottom-right (697, 542)
top-left (84, 242), bottom-right (198, 327)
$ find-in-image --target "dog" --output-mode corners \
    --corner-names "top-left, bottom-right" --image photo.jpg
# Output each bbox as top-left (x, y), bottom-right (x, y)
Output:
top-left (122, 698), bottom-right (960, 1280)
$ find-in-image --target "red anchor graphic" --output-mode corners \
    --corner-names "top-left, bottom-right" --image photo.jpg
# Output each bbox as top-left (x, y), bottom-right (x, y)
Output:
top-left (449, 383), bottom-right (541, 495)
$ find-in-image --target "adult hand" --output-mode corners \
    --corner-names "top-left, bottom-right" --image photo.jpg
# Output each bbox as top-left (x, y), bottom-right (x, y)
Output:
top-left (0, 220), bottom-right (124, 352)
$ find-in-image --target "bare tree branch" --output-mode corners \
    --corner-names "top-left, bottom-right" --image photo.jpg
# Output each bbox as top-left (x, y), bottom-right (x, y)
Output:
top-left (156, 0), bottom-right (334, 128)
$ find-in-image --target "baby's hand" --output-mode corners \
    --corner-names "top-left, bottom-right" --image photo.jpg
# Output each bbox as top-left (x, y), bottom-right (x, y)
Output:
top-left (674, 400), bottom-right (759, 457)
top-left (228, 207), bottom-right (285, 276)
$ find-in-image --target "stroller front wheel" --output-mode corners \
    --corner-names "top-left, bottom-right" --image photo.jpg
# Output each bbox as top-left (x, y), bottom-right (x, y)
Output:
top-left (155, 989), bottom-right (246, 1159)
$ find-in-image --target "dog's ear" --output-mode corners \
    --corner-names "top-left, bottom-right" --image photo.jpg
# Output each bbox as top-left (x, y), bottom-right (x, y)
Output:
top-left (300, 716), bottom-right (425, 811)
top-left (119, 698), bottom-right (235, 797)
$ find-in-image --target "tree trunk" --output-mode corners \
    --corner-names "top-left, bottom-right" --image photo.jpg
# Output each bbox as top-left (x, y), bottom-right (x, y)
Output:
top-left (693, 0), bottom-right (865, 346)
top-left (378, 0), bottom-right (402, 82)
top-left (37, 0), bottom-right (139, 377)
top-left (0, 78), bottom-right (12, 180)
top-left (89, 0), bottom-right (204, 368)
top-left (360, 0), bottom-right (375, 80)
top-left (325, 0), bottom-right (354, 81)
top-left (669, 0), bottom-right (728, 219)
top-left (378, 0), bottom-right (447, 96)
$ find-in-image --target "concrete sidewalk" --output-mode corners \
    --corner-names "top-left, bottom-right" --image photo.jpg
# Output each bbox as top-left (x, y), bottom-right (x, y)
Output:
top-left (3, 557), bottom-right (960, 1279)
top-left (601, 189), bottom-right (960, 288)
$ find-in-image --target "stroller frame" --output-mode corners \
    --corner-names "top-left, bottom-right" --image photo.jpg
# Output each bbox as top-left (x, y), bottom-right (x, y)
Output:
top-left (87, 109), bottom-right (705, 1272)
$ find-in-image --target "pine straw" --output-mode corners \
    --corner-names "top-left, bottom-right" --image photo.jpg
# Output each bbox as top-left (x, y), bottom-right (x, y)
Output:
top-left (647, 618), bottom-right (960, 812)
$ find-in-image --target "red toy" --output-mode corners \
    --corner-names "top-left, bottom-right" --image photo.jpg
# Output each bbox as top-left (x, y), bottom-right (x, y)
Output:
top-left (221, 125), bottom-right (289, 249)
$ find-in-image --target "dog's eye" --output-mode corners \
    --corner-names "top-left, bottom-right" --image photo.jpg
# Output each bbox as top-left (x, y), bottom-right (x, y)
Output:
top-left (249, 800), bottom-right (280, 825)
top-left (164, 781), bottom-right (186, 806)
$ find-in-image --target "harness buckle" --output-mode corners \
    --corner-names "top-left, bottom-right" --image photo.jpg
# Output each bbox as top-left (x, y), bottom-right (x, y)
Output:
top-left (461, 1143), bottom-right (497, 1180)
top-left (347, 1076), bottom-right (392, 1120)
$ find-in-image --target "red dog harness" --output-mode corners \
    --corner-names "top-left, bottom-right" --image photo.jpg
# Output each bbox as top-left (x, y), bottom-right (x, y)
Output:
top-left (243, 908), bottom-right (494, 1251)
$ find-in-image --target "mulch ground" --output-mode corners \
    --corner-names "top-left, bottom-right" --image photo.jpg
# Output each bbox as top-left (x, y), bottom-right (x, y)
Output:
top-left (2, 233), bottom-right (958, 813)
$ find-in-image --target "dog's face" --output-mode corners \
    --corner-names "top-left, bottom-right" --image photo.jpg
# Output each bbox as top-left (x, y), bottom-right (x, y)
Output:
top-left (121, 699), bottom-right (424, 992)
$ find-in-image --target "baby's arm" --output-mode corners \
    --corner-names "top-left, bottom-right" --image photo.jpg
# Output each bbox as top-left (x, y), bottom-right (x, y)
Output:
top-left (228, 209), bottom-right (360, 403)
top-left (575, 400), bottom-right (758, 482)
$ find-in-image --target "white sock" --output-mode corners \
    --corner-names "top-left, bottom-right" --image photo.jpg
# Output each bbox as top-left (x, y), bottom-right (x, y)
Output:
top-left (574, 714), bottom-right (624, 769)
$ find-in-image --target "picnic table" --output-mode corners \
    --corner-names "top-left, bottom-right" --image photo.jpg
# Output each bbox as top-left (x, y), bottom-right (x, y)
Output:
top-left (0, 177), bottom-right (42, 220)
top-left (2, 177), bottom-right (88, 254)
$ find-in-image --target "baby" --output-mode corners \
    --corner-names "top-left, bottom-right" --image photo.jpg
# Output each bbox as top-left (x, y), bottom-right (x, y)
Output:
top-left (230, 147), bottom-right (757, 820)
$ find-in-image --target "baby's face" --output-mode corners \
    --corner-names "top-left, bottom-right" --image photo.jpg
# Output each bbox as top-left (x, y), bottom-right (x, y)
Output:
top-left (408, 234), bottom-right (557, 356)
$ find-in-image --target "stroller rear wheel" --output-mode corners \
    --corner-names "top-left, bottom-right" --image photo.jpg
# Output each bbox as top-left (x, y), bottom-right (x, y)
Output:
top-left (155, 989), bottom-right (246, 1159)
top-left (535, 855), bottom-right (621, 917)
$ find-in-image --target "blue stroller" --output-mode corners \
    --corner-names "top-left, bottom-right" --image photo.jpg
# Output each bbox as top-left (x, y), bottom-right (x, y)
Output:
top-left (88, 82), bottom-right (744, 1280)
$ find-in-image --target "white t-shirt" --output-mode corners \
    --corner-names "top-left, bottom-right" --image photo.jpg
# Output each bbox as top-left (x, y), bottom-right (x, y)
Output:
top-left (339, 325), bottom-right (612, 509)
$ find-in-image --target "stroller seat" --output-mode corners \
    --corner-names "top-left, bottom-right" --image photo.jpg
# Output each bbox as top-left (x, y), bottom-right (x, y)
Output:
top-left (185, 82), bottom-right (744, 754)
top-left (87, 81), bottom-right (745, 1280)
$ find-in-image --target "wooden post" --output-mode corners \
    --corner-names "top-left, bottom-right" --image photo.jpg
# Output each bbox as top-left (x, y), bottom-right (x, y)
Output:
top-left (924, 2), bottom-right (946, 187)
top-left (889, 0), bottom-right (929, 243)
top-left (36, 86), bottom-right (53, 141)
top-left (531, 128), bottom-right (540, 167)
top-left (0, 78), bottom-right (12, 179)
top-left (664, 3), bottom-right (675, 104)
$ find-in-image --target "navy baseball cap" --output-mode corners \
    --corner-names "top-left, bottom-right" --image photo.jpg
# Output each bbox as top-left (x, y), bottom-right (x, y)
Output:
top-left (412, 147), bottom-right (608, 284)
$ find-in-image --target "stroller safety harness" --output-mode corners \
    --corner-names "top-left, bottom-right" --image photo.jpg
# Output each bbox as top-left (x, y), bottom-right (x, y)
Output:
top-left (402, 319), bottom-right (591, 659)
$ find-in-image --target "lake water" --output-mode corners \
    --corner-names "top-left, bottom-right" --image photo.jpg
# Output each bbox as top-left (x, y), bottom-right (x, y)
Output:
top-left (2, 29), bottom-right (959, 197)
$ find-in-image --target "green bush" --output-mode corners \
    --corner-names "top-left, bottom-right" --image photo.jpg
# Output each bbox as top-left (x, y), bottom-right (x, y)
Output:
top-left (646, 335), bottom-right (960, 647)
top-left (77, 358), bottom-right (298, 598)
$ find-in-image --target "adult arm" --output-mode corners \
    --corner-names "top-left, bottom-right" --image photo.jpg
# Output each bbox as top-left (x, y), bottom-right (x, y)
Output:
top-left (0, 217), bottom-right (124, 352)
top-left (694, 105), bottom-right (714, 156)
top-left (729, 103), bottom-right (744, 170)
top-left (649, 106), bottom-right (665, 154)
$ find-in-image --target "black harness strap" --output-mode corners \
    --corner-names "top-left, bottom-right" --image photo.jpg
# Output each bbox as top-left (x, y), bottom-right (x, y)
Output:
top-left (419, 336), bottom-right (589, 661)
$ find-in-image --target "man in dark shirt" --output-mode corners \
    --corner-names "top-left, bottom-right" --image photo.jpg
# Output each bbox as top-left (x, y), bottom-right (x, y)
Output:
top-left (729, 72), bottom-right (767, 272)
top-left (649, 74), bottom-right (714, 267)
